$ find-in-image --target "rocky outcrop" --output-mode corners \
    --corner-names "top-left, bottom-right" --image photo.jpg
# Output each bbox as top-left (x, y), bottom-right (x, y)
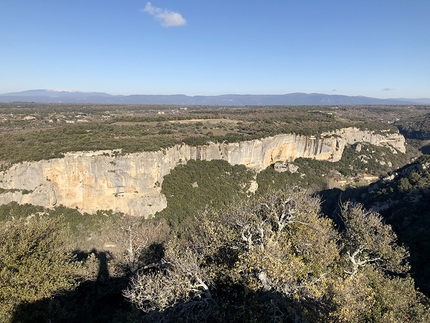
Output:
top-left (0, 128), bottom-right (405, 217)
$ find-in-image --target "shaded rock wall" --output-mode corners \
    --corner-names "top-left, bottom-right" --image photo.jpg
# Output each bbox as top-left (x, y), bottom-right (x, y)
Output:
top-left (0, 128), bottom-right (405, 217)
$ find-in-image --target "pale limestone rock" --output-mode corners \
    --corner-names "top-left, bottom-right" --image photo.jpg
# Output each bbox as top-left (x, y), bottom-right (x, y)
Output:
top-left (247, 180), bottom-right (259, 194)
top-left (274, 162), bottom-right (299, 173)
top-left (355, 143), bottom-right (362, 153)
top-left (0, 128), bottom-right (406, 217)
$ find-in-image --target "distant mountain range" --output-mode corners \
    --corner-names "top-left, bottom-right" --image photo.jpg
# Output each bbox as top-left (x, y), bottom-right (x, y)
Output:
top-left (1, 89), bottom-right (429, 106)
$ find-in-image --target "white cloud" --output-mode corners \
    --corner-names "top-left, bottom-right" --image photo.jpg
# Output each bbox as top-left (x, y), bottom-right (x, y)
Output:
top-left (142, 2), bottom-right (186, 27)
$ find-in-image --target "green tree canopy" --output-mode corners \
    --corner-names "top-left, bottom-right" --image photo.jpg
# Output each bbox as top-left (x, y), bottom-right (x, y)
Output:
top-left (0, 217), bottom-right (79, 322)
top-left (124, 189), bottom-right (430, 322)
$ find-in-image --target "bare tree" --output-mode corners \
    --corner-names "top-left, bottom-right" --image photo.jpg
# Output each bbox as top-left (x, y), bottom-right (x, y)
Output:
top-left (339, 202), bottom-right (409, 277)
top-left (123, 237), bottom-right (215, 320)
top-left (123, 189), bottom-right (429, 323)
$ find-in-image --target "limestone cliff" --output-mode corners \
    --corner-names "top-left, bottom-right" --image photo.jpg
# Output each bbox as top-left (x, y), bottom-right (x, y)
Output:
top-left (0, 128), bottom-right (405, 217)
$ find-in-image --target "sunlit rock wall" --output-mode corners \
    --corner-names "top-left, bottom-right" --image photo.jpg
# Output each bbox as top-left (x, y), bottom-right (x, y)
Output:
top-left (0, 128), bottom-right (405, 217)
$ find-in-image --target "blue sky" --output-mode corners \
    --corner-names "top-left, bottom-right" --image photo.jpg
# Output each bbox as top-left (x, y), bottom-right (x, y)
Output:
top-left (1, 0), bottom-right (429, 98)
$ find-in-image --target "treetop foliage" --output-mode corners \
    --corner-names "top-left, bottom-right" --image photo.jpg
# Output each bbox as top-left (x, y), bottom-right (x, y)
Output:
top-left (0, 216), bottom-right (79, 322)
top-left (125, 189), bottom-right (429, 322)
top-left (0, 187), bottom-right (428, 322)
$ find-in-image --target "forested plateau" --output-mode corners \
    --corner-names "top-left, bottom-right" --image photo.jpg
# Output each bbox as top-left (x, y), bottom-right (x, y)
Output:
top-left (1, 103), bottom-right (430, 322)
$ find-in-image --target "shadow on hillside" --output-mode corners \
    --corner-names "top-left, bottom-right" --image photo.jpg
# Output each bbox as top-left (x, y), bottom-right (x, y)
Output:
top-left (11, 250), bottom-right (134, 323)
top-left (10, 248), bottom-right (329, 323)
top-left (420, 144), bottom-right (430, 154)
top-left (319, 184), bottom-right (430, 297)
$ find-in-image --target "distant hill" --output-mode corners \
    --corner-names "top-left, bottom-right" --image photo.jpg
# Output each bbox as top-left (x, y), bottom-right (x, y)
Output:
top-left (1, 89), bottom-right (429, 105)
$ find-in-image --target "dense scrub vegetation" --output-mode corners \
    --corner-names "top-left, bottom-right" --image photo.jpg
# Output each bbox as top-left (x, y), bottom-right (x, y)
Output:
top-left (327, 155), bottom-right (430, 296)
top-left (0, 103), bottom-right (409, 166)
top-left (0, 202), bottom-right (170, 322)
top-left (0, 123), bottom-right (180, 165)
top-left (396, 112), bottom-right (430, 137)
top-left (256, 143), bottom-right (414, 195)
top-left (1, 188), bottom-right (429, 322)
top-left (125, 190), bottom-right (429, 322)
top-left (159, 159), bottom-right (255, 230)
top-left (0, 216), bottom-right (79, 322)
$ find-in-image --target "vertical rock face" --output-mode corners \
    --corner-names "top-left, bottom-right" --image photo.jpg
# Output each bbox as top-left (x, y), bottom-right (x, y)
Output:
top-left (0, 128), bottom-right (405, 217)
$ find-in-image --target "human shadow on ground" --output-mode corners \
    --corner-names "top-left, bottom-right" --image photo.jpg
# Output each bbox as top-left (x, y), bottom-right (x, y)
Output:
top-left (11, 249), bottom-right (135, 323)
top-left (11, 247), bottom-right (329, 323)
